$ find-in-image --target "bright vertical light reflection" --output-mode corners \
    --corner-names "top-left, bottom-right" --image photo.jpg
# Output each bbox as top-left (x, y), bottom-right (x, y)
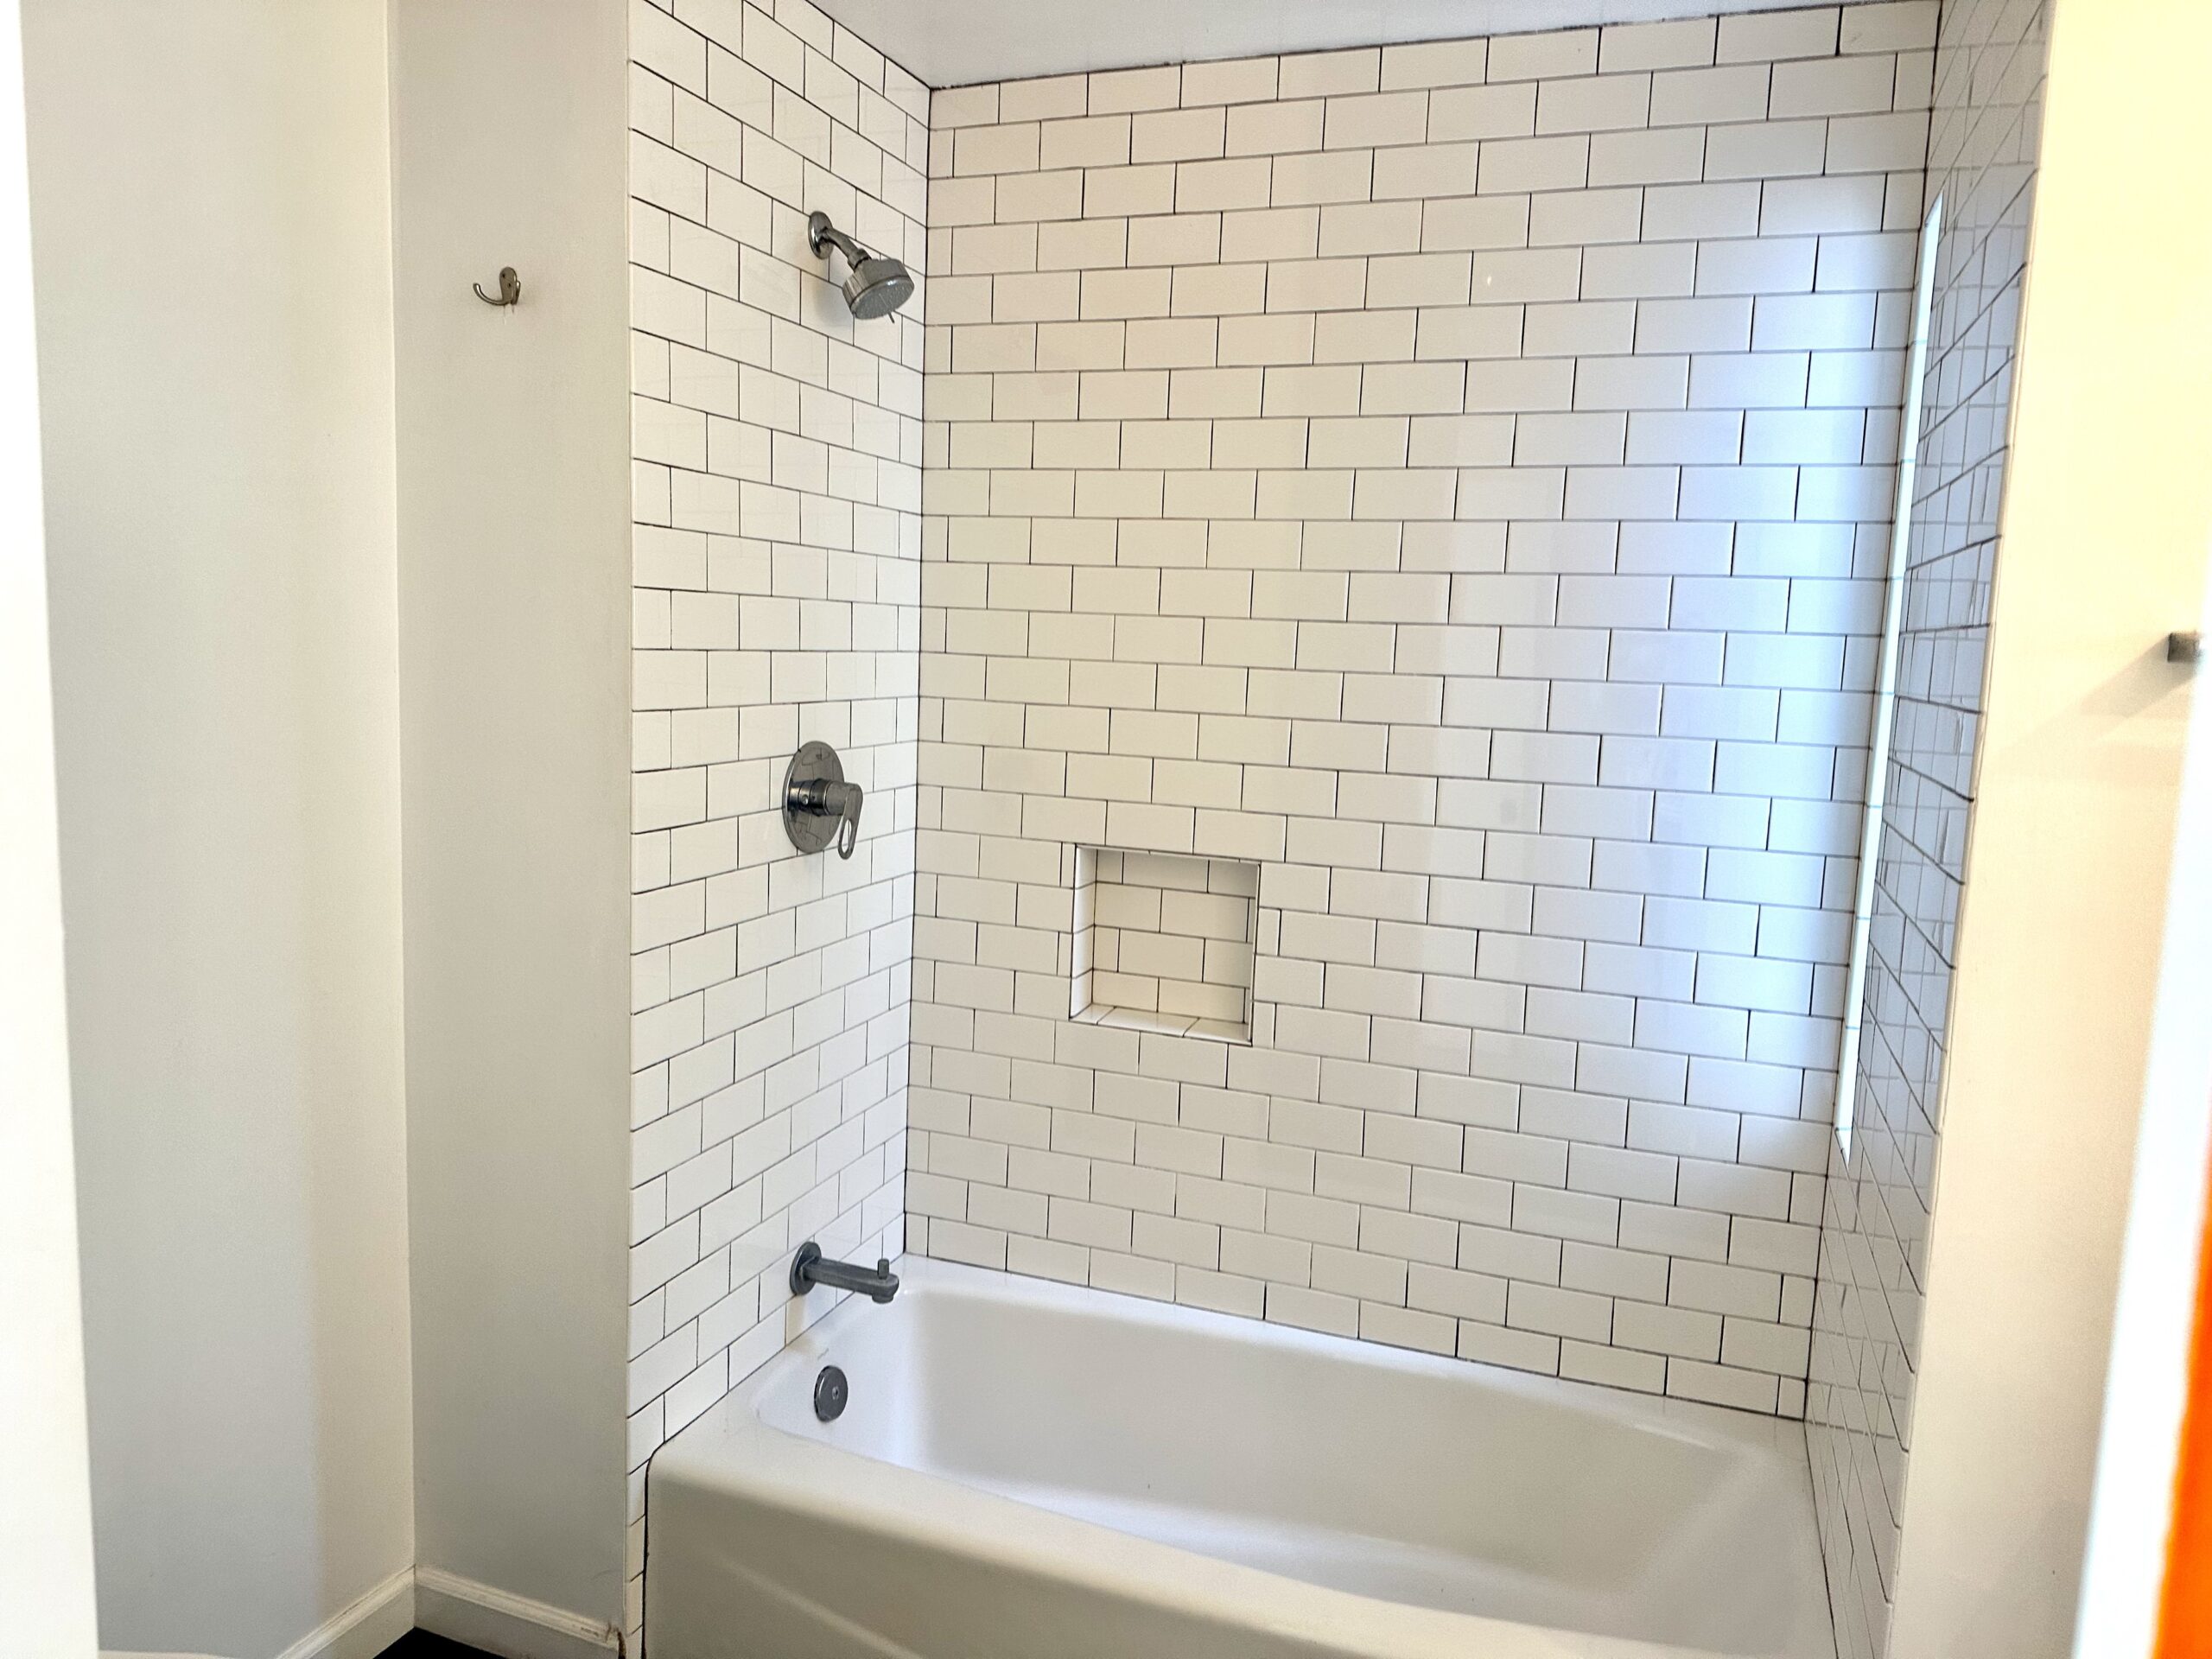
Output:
top-left (1834, 197), bottom-right (1942, 1159)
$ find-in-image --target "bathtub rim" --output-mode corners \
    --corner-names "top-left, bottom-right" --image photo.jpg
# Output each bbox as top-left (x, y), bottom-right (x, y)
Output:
top-left (646, 1255), bottom-right (1832, 1659)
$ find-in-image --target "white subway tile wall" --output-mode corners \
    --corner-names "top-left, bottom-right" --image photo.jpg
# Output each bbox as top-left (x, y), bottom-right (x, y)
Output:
top-left (627, 0), bottom-right (929, 1638)
top-left (912, 3), bottom-right (1941, 1415)
top-left (1805, 3), bottom-right (2047, 1655)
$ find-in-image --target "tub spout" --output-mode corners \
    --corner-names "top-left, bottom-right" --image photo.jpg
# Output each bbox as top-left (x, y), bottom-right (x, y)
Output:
top-left (790, 1241), bottom-right (899, 1304)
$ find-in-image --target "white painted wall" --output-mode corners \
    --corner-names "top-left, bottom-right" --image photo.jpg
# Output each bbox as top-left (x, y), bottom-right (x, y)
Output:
top-left (390, 0), bottom-right (634, 1635)
top-left (1885, 1), bottom-right (2212, 1654)
top-left (0, 0), bottom-right (99, 1647)
top-left (22, 3), bottom-right (416, 1656)
top-left (2073, 555), bottom-right (2212, 1657)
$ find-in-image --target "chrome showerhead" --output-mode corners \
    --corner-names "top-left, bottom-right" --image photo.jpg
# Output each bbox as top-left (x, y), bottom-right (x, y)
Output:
top-left (808, 210), bottom-right (914, 321)
top-left (842, 253), bottom-right (914, 320)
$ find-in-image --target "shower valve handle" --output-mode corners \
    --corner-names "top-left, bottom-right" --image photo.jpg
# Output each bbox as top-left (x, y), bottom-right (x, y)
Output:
top-left (783, 741), bottom-right (864, 860)
top-left (792, 777), bottom-right (863, 858)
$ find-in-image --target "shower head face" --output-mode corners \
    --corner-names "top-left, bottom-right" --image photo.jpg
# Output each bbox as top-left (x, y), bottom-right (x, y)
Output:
top-left (843, 256), bottom-right (915, 321)
top-left (810, 210), bottom-right (915, 321)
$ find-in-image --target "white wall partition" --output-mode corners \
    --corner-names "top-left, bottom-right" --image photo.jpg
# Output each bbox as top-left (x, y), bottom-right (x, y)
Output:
top-left (2075, 558), bottom-right (2212, 1659)
top-left (909, 3), bottom-right (1939, 1416)
top-left (23, 3), bottom-right (416, 1653)
top-left (391, 0), bottom-right (636, 1643)
top-left (1883, 0), bottom-right (2211, 1649)
top-left (0, 0), bottom-right (99, 1644)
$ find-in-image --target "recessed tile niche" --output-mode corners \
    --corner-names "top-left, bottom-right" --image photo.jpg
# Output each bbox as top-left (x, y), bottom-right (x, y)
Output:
top-left (1071, 848), bottom-right (1259, 1043)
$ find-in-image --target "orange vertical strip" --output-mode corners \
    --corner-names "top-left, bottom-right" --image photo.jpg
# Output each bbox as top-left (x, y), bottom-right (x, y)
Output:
top-left (2158, 1141), bottom-right (2212, 1657)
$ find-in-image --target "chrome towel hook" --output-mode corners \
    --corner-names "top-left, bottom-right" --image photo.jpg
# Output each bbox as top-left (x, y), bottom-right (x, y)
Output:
top-left (474, 266), bottom-right (521, 307)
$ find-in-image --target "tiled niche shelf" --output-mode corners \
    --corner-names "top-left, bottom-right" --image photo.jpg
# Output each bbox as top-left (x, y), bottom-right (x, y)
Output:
top-left (1071, 848), bottom-right (1259, 1044)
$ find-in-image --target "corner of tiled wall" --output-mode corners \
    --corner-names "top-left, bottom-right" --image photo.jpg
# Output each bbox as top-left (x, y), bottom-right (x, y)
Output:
top-left (1804, 3), bottom-right (2050, 1656)
top-left (624, 0), bottom-right (929, 1640)
top-left (615, 0), bottom-right (2051, 1649)
top-left (909, 0), bottom-right (1942, 1430)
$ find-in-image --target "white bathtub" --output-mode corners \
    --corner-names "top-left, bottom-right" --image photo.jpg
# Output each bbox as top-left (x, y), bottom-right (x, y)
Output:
top-left (647, 1260), bottom-right (1833, 1659)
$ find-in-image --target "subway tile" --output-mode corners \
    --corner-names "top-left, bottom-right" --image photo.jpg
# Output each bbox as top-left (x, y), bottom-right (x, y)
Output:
top-left (1380, 38), bottom-right (1489, 92)
top-left (1488, 29), bottom-right (1599, 83)
top-left (633, 11), bottom-right (1974, 1538)
top-left (1182, 56), bottom-right (1282, 108)
top-left (1277, 48), bottom-right (1382, 101)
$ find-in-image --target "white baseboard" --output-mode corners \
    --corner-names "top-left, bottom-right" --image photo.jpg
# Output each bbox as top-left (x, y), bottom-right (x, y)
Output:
top-left (273, 1564), bottom-right (418, 1659)
top-left (414, 1567), bottom-right (621, 1659)
top-left (97, 1567), bottom-right (415, 1659)
top-left (98, 1563), bottom-right (615, 1659)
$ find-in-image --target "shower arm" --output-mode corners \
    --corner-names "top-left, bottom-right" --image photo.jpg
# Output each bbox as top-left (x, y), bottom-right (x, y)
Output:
top-left (808, 211), bottom-right (872, 270)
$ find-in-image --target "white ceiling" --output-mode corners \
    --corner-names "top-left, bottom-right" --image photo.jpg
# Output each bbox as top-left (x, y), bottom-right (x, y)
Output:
top-left (813, 0), bottom-right (1885, 90)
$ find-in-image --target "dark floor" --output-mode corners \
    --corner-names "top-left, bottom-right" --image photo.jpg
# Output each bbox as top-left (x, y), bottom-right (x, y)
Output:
top-left (375, 1634), bottom-right (502, 1659)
